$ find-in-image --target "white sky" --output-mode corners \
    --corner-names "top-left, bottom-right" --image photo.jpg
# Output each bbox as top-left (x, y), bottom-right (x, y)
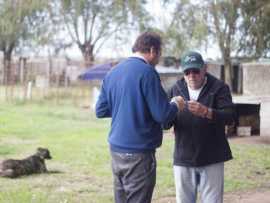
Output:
top-left (65, 0), bottom-right (221, 61)
top-left (100, 0), bottom-right (220, 60)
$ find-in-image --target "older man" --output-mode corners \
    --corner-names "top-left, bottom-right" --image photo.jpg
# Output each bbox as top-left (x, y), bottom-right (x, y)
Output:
top-left (165, 51), bottom-right (235, 203)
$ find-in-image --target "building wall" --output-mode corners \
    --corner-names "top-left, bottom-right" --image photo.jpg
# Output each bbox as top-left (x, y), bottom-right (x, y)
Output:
top-left (159, 72), bottom-right (184, 91)
top-left (207, 62), bottom-right (223, 80)
top-left (242, 62), bottom-right (270, 95)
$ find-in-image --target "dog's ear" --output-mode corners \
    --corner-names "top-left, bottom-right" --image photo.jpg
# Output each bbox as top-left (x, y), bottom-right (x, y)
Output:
top-left (37, 147), bottom-right (44, 152)
top-left (37, 147), bottom-right (52, 160)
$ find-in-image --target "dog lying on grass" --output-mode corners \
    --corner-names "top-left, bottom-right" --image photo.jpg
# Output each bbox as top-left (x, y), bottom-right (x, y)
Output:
top-left (0, 147), bottom-right (52, 178)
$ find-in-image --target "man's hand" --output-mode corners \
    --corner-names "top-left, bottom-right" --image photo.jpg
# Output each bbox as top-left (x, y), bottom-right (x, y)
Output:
top-left (187, 100), bottom-right (208, 117)
top-left (171, 96), bottom-right (185, 111)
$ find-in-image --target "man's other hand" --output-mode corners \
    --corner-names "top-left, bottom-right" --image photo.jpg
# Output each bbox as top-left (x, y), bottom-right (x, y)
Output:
top-left (187, 100), bottom-right (208, 117)
top-left (171, 96), bottom-right (185, 111)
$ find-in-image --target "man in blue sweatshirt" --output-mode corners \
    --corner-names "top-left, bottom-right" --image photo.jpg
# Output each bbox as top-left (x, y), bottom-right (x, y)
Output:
top-left (96, 32), bottom-right (184, 203)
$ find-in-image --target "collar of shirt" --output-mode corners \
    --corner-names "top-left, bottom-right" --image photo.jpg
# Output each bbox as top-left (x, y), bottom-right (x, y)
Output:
top-left (131, 53), bottom-right (149, 64)
top-left (187, 76), bottom-right (207, 101)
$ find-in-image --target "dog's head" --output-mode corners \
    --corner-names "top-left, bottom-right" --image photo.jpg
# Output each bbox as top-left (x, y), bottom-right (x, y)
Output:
top-left (36, 148), bottom-right (52, 160)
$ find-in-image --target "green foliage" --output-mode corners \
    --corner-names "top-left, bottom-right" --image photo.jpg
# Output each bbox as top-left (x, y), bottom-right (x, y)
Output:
top-left (0, 0), bottom-right (270, 66)
top-left (160, 0), bottom-right (208, 57)
top-left (0, 0), bottom-right (48, 49)
top-left (239, 0), bottom-right (270, 58)
top-left (208, 0), bottom-right (241, 86)
top-left (0, 0), bottom-right (49, 85)
top-left (56, 0), bottom-right (150, 63)
top-left (166, 0), bottom-right (270, 84)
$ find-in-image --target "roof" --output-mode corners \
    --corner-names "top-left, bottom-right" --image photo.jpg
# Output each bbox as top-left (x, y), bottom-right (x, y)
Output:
top-left (78, 63), bottom-right (114, 80)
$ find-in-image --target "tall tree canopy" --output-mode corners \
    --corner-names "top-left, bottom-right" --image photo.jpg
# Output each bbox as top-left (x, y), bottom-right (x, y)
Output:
top-left (239, 0), bottom-right (270, 58)
top-left (1, 0), bottom-right (270, 86)
top-left (161, 0), bottom-right (208, 58)
top-left (0, 0), bottom-right (48, 84)
top-left (56, 0), bottom-right (149, 66)
top-left (207, 0), bottom-right (241, 88)
top-left (170, 0), bottom-right (270, 88)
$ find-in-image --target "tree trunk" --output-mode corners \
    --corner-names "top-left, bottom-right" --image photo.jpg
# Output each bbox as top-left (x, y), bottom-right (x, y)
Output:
top-left (3, 51), bottom-right (12, 85)
top-left (221, 46), bottom-right (233, 91)
top-left (79, 44), bottom-right (95, 67)
top-left (83, 51), bottom-right (94, 67)
top-left (224, 58), bottom-right (232, 90)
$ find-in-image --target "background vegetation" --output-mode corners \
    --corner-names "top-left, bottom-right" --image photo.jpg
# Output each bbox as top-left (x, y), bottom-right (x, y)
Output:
top-left (1, 0), bottom-right (270, 89)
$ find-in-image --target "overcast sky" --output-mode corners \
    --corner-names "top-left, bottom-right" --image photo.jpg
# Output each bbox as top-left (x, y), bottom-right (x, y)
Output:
top-left (64, 0), bottom-right (221, 61)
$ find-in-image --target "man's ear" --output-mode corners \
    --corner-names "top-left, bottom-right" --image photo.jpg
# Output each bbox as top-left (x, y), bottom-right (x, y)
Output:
top-left (204, 64), bottom-right (208, 70)
top-left (150, 47), bottom-right (155, 55)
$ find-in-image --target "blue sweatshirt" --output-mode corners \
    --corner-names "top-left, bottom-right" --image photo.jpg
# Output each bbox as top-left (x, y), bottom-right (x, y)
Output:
top-left (95, 57), bottom-right (178, 153)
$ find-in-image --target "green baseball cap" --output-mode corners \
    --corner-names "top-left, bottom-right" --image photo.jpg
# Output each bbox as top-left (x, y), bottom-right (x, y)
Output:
top-left (181, 51), bottom-right (205, 72)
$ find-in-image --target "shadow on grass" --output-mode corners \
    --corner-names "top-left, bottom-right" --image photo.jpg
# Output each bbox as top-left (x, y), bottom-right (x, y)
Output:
top-left (47, 170), bottom-right (64, 174)
top-left (0, 170), bottom-right (64, 179)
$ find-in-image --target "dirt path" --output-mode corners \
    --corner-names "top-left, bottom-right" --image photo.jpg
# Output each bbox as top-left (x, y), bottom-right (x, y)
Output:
top-left (229, 135), bottom-right (270, 145)
top-left (224, 188), bottom-right (270, 203)
top-left (154, 188), bottom-right (270, 203)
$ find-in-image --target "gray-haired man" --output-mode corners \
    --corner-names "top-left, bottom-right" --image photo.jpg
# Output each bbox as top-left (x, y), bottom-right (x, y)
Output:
top-left (165, 51), bottom-right (234, 203)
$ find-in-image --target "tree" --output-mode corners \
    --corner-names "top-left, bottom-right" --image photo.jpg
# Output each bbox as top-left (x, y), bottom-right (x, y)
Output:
top-left (56, 0), bottom-right (149, 67)
top-left (208, 0), bottom-right (241, 88)
top-left (169, 0), bottom-right (242, 89)
top-left (238, 0), bottom-right (270, 58)
top-left (172, 0), bottom-right (270, 88)
top-left (0, 0), bottom-right (48, 84)
top-left (161, 0), bottom-right (208, 57)
top-left (207, 0), bottom-right (270, 87)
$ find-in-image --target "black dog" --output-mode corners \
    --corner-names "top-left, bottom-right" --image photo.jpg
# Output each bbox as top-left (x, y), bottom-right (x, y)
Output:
top-left (0, 147), bottom-right (52, 178)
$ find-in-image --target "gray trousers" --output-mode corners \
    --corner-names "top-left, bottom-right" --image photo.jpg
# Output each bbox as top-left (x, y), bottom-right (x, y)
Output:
top-left (111, 151), bottom-right (156, 203)
top-left (174, 162), bottom-right (224, 203)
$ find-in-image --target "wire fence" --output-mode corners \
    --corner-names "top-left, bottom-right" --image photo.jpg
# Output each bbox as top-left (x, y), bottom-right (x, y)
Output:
top-left (0, 81), bottom-right (101, 110)
top-left (0, 56), bottom-right (104, 109)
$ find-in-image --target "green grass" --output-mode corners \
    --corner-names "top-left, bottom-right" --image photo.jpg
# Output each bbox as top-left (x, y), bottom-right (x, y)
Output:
top-left (0, 101), bottom-right (270, 202)
top-left (225, 143), bottom-right (270, 191)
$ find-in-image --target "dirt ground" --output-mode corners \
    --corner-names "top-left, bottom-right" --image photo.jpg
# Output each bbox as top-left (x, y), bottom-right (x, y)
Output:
top-left (224, 187), bottom-right (270, 203)
top-left (229, 135), bottom-right (270, 145)
top-left (154, 188), bottom-right (270, 203)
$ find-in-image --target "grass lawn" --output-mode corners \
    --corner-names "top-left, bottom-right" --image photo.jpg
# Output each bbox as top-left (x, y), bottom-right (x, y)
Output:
top-left (0, 101), bottom-right (270, 203)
